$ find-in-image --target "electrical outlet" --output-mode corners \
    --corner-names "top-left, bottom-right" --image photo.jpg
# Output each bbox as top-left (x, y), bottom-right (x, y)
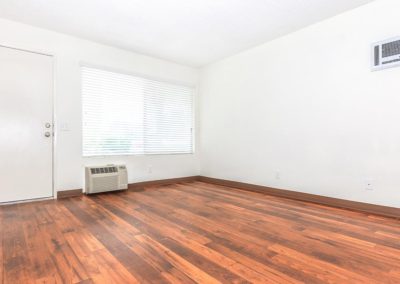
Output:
top-left (365, 179), bottom-right (374, 191)
top-left (275, 171), bottom-right (281, 180)
top-left (147, 165), bottom-right (153, 174)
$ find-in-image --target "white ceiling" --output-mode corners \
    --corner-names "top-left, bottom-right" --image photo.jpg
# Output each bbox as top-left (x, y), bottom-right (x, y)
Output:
top-left (0, 0), bottom-right (374, 67)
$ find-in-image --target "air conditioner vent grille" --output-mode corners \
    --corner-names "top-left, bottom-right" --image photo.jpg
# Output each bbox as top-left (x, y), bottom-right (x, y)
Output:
top-left (382, 40), bottom-right (400, 58)
top-left (372, 37), bottom-right (400, 71)
top-left (90, 167), bottom-right (118, 175)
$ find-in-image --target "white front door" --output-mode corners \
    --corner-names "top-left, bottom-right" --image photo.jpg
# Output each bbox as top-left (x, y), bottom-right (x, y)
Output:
top-left (0, 46), bottom-right (54, 203)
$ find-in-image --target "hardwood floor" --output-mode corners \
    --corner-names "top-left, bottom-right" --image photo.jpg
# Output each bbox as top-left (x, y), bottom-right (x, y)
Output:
top-left (1, 181), bottom-right (400, 283)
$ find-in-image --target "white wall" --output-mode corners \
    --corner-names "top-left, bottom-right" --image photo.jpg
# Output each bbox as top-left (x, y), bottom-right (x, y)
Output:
top-left (2, 0), bottom-right (400, 207)
top-left (199, 0), bottom-right (400, 208)
top-left (0, 18), bottom-right (200, 192)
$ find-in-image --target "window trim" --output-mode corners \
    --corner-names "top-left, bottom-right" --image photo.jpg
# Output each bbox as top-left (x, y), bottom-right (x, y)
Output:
top-left (80, 62), bottom-right (196, 157)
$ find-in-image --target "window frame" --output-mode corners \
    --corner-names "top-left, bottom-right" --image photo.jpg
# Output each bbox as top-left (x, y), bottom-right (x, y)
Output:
top-left (80, 63), bottom-right (196, 157)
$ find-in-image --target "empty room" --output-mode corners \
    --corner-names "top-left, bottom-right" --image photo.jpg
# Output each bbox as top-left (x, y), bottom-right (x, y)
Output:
top-left (1, 0), bottom-right (400, 283)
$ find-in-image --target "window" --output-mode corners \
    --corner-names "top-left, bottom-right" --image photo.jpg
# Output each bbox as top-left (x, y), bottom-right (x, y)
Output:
top-left (82, 66), bottom-right (194, 156)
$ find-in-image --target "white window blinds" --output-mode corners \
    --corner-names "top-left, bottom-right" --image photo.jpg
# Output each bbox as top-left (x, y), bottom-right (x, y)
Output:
top-left (82, 66), bottom-right (194, 156)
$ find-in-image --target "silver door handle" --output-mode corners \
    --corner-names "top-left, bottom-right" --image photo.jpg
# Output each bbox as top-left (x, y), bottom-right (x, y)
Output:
top-left (45, 123), bottom-right (52, 128)
top-left (44, 132), bottom-right (51, 137)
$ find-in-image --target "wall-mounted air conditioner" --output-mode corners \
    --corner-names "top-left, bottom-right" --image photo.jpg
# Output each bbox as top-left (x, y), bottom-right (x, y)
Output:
top-left (85, 164), bottom-right (128, 194)
top-left (372, 37), bottom-right (400, 71)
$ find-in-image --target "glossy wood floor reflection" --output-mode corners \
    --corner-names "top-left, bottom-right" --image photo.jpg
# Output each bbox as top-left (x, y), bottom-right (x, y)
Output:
top-left (1, 182), bottom-right (400, 283)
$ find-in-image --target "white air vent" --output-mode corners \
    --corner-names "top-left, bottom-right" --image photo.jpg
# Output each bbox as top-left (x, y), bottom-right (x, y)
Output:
top-left (85, 164), bottom-right (128, 194)
top-left (372, 37), bottom-right (400, 71)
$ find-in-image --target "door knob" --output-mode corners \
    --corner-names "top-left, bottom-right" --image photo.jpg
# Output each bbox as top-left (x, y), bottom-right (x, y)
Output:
top-left (45, 123), bottom-right (51, 128)
top-left (44, 132), bottom-right (51, 138)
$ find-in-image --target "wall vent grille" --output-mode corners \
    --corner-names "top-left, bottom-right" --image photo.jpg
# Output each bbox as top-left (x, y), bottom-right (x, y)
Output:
top-left (372, 37), bottom-right (400, 71)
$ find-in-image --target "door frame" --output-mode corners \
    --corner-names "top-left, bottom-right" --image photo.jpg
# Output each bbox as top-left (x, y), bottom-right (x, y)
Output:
top-left (0, 44), bottom-right (56, 203)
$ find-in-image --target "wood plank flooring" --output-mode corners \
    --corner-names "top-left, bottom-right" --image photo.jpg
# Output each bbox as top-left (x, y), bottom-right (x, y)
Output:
top-left (1, 181), bottom-right (400, 283)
